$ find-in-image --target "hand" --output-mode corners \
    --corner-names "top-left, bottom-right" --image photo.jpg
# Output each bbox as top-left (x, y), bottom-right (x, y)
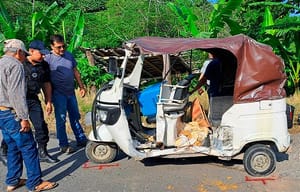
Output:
top-left (197, 88), bottom-right (204, 95)
top-left (79, 87), bottom-right (86, 98)
top-left (45, 102), bottom-right (53, 115)
top-left (20, 119), bottom-right (31, 132)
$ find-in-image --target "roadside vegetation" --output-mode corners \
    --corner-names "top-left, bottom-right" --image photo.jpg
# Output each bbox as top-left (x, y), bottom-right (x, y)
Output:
top-left (1, 0), bottom-right (299, 133)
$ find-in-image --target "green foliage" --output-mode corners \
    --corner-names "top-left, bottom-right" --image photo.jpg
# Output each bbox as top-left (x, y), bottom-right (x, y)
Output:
top-left (167, 0), bottom-right (244, 38)
top-left (0, 0), bottom-right (106, 90)
top-left (167, 0), bottom-right (212, 38)
top-left (84, 0), bottom-right (181, 47)
top-left (254, 1), bottom-right (300, 95)
top-left (75, 52), bottom-right (113, 88)
top-left (0, 1), bottom-right (21, 39)
top-left (1, 0), bottom-right (299, 92)
top-left (67, 10), bottom-right (85, 53)
top-left (261, 7), bottom-right (275, 35)
top-left (54, 0), bottom-right (107, 12)
top-left (168, 0), bottom-right (199, 37)
top-left (30, 2), bottom-right (73, 43)
top-left (209, 0), bottom-right (244, 37)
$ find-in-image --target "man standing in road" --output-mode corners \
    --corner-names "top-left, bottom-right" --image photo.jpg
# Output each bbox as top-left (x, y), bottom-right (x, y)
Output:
top-left (45, 34), bottom-right (88, 154)
top-left (1, 40), bottom-right (59, 163)
top-left (26, 40), bottom-right (59, 163)
top-left (0, 39), bottom-right (57, 192)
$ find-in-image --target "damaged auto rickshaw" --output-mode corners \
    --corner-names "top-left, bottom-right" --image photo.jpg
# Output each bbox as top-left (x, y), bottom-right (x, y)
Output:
top-left (85, 34), bottom-right (291, 177)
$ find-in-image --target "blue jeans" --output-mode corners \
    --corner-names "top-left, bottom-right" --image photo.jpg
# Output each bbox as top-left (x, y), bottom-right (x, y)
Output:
top-left (0, 110), bottom-right (42, 191)
top-left (52, 91), bottom-right (87, 147)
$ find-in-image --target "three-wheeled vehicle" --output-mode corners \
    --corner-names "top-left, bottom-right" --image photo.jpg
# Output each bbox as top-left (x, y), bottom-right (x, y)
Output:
top-left (85, 34), bottom-right (291, 177)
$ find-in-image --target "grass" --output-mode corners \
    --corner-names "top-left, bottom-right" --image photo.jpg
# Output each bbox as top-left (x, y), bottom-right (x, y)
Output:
top-left (43, 88), bottom-right (300, 136)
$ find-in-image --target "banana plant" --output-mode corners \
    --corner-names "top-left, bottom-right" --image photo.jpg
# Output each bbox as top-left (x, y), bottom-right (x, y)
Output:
top-left (0, 1), bottom-right (22, 53)
top-left (67, 10), bottom-right (84, 53)
top-left (30, 1), bottom-right (73, 43)
top-left (167, 0), bottom-right (211, 38)
top-left (0, 1), bottom-right (21, 39)
top-left (168, 0), bottom-right (244, 38)
top-left (209, 0), bottom-right (244, 37)
top-left (253, 1), bottom-right (300, 95)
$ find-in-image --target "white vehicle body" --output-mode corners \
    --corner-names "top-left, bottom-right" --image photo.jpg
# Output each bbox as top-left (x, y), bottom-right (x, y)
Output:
top-left (86, 35), bottom-right (291, 177)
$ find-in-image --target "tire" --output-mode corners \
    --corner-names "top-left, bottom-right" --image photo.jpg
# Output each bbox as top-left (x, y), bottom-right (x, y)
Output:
top-left (85, 141), bottom-right (118, 164)
top-left (243, 144), bottom-right (276, 177)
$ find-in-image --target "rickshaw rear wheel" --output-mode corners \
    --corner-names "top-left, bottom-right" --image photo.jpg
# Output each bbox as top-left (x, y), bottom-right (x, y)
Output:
top-left (243, 144), bottom-right (276, 177)
top-left (85, 141), bottom-right (118, 164)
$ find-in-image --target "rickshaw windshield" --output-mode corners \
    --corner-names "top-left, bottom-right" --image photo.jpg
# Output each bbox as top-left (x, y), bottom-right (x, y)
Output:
top-left (127, 34), bottom-right (286, 104)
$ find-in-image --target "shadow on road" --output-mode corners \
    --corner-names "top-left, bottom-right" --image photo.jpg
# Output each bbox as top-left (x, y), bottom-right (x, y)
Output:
top-left (141, 156), bottom-right (243, 167)
top-left (42, 146), bottom-right (88, 182)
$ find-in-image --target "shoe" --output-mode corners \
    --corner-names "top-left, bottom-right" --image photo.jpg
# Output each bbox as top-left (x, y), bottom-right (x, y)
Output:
top-left (60, 146), bottom-right (75, 154)
top-left (1, 145), bottom-right (7, 156)
top-left (7, 178), bottom-right (26, 192)
top-left (38, 147), bottom-right (59, 163)
top-left (76, 140), bottom-right (87, 147)
top-left (0, 155), bottom-right (7, 166)
top-left (29, 181), bottom-right (58, 192)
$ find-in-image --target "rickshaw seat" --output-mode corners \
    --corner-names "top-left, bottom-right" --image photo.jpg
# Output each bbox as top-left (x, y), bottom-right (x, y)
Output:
top-left (159, 83), bottom-right (189, 113)
top-left (163, 99), bottom-right (189, 113)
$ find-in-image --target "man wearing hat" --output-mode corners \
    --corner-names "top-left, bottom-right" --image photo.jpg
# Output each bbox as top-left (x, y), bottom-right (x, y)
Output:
top-left (1, 40), bottom-right (59, 163)
top-left (0, 39), bottom-right (57, 191)
top-left (26, 40), bottom-right (59, 163)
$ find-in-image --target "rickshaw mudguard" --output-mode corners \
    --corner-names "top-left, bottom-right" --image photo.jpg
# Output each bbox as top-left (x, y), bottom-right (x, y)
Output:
top-left (104, 109), bottom-right (146, 159)
top-left (87, 124), bottom-right (114, 142)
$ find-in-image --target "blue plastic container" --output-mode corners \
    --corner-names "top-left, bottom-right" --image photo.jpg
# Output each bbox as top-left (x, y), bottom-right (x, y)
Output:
top-left (137, 82), bottom-right (161, 117)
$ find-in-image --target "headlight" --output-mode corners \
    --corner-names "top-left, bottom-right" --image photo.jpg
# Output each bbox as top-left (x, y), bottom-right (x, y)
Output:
top-left (98, 106), bottom-right (121, 125)
top-left (99, 110), bottom-right (108, 122)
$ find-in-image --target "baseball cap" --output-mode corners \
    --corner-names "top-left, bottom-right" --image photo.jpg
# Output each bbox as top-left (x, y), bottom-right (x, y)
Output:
top-left (4, 39), bottom-right (29, 55)
top-left (29, 40), bottom-right (50, 55)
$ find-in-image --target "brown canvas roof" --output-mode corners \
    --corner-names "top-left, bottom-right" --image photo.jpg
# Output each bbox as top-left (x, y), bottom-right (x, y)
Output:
top-left (128, 34), bottom-right (286, 104)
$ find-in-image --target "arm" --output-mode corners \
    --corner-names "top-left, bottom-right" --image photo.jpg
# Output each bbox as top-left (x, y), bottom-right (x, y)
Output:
top-left (8, 63), bottom-right (30, 132)
top-left (42, 82), bottom-right (52, 115)
top-left (190, 59), bottom-right (210, 95)
top-left (74, 67), bottom-right (86, 97)
top-left (189, 76), bottom-right (207, 95)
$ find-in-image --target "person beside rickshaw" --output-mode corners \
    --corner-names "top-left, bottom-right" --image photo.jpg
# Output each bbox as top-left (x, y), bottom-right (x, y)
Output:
top-left (196, 53), bottom-right (213, 96)
top-left (191, 52), bottom-right (222, 98)
top-left (0, 40), bottom-right (59, 164)
top-left (0, 39), bottom-right (57, 192)
top-left (44, 34), bottom-right (88, 154)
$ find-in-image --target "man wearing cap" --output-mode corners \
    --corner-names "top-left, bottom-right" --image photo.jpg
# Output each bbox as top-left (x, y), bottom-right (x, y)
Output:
top-left (1, 40), bottom-right (59, 163)
top-left (26, 40), bottom-right (60, 163)
top-left (0, 39), bottom-right (57, 192)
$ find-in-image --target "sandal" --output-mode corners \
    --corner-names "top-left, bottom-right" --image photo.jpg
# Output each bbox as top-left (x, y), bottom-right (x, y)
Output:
top-left (6, 178), bottom-right (27, 192)
top-left (33, 181), bottom-right (58, 192)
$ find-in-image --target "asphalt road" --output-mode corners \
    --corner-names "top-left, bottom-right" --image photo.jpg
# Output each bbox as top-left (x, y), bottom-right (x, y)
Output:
top-left (1, 132), bottom-right (300, 192)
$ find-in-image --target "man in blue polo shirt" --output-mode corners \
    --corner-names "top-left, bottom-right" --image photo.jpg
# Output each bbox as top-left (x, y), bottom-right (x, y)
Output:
top-left (44, 34), bottom-right (87, 154)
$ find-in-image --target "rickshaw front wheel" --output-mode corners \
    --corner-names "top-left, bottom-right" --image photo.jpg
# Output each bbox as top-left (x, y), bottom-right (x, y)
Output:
top-left (85, 141), bottom-right (118, 164)
top-left (243, 144), bottom-right (276, 177)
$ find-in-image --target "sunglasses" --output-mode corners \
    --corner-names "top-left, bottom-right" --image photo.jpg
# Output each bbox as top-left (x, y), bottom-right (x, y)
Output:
top-left (54, 45), bottom-right (66, 49)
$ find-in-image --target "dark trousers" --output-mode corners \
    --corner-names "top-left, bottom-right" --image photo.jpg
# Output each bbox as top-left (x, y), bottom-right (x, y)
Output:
top-left (1, 138), bottom-right (7, 150)
top-left (27, 99), bottom-right (49, 147)
top-left (1, 99), bottom-right (49, 149)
